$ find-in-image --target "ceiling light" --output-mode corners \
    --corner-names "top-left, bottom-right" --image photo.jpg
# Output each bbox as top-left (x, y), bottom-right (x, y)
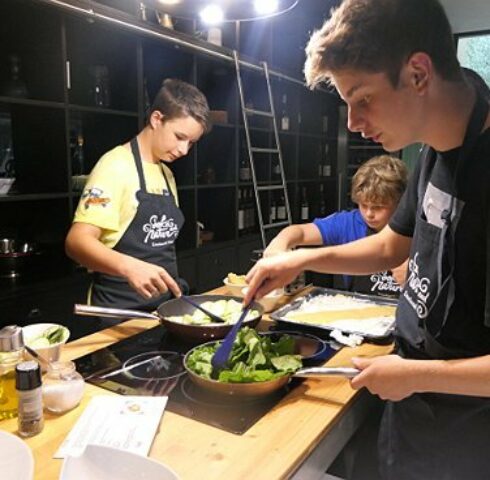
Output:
top-left (158, 0), bottom-right (181, 5)
top-left (254, 0), bottom-right (278, 15)
top-left (199, 4), bottom-right (224, 25)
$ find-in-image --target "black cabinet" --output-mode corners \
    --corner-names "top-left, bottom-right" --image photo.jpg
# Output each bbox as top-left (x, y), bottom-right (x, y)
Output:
top-left (0, 0), bottom-right (340, 320)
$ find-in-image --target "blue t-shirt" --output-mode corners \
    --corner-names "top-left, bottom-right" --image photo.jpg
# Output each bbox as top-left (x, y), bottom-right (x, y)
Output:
top-left (313, 209), bottom-right (401, 297)
top-left (313, 209), bottom-right (367, 288)
top-left (313, 209), bottom-right (367, 246)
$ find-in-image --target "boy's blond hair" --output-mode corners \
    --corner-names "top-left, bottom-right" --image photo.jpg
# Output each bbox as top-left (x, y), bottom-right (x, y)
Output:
top-left (351, 155), bottom-right (408, 205)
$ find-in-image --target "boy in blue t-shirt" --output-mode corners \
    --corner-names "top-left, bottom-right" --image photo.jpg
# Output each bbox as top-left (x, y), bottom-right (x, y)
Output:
top-left (264, 155), bottom-right (408, 296)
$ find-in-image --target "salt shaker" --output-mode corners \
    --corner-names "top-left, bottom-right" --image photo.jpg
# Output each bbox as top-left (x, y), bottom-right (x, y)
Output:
top-left (42, 361), bottom-right (85, 414)
top-left (16, 361), bottom-right (44, 437)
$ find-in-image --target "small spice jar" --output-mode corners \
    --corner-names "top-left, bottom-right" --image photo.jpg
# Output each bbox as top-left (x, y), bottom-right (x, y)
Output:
top-left (42, 361), bottom-right (85, 414)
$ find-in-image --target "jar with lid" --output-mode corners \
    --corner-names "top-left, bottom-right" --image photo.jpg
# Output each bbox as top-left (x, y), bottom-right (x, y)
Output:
top-left (42, 361), bottom-right (85, 414)
top-left (0, 325), bottom-right (25, 420)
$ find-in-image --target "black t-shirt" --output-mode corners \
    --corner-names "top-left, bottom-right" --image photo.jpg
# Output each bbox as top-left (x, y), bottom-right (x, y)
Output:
top-left (390, 128), bottom-right (490, 356)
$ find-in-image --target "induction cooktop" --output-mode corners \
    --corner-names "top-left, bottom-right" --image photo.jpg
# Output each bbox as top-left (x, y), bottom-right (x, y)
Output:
top-left (74, 325), bottom-right (338, 435)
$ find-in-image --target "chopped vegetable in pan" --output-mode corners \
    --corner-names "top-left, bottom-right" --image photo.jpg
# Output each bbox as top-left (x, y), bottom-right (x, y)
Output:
top-left (187, 327), bottom-right (302, 383)
top-left (167, 299), bottom-right (259, 325)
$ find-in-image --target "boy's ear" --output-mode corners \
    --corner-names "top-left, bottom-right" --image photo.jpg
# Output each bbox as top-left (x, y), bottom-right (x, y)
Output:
top-left (406, 52), bottom-right (432, 94)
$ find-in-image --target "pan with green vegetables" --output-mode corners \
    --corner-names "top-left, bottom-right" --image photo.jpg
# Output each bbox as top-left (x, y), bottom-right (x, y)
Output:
top-left (184, 327), bottom-right (359, 398)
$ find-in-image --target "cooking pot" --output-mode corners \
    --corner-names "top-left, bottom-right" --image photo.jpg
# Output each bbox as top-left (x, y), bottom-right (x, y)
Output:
top-left (0, 239), bottom-right (41, 278)
top-left (75, 294), bottom-right (263, 342)
top-left (183, 337), bottom-right (360, 398)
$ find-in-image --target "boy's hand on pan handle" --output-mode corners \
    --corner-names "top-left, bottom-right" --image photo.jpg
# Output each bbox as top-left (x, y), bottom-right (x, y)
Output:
top-left (244, 250), bottom-right (304, 304)
top-left (122, 257), bottom-right (182, 299)
top-left (350, 355), bottom-right (419, 402)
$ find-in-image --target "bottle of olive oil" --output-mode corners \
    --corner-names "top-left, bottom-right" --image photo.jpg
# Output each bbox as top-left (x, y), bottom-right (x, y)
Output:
top-left (0, 325), bottom-right (25, 420)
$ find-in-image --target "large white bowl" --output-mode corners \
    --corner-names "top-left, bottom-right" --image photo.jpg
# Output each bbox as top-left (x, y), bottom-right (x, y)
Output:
top-left (60, 445), bottom-right (180, 480)
top-left (0, 430), bottom-right (34, 480)
top-left (22, 323), bottom-right (70, 363)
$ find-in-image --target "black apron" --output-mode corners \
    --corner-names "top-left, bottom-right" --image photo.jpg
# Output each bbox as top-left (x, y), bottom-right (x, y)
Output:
top-left (379, 90), bottom-right (490, 479)
top-left (91, 138), bottom-right (185, 313)
top-left (349, 228), bottom-right (402, 298)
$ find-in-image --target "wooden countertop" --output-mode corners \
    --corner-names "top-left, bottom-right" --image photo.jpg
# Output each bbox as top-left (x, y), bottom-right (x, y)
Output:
top-left (1, 287), bottom-right (392, 480)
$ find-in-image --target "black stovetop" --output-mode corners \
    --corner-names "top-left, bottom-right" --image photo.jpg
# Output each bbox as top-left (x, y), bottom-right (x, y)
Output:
top-left (74, 326), bottom-right (338, 435)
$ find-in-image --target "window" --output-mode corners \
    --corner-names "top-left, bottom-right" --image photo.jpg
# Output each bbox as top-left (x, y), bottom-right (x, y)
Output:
top-left (457, 33), bottom-right (490, 86)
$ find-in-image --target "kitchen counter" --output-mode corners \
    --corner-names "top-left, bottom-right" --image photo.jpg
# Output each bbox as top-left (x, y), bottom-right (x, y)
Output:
top-left (1, 287), bottom-right (393, 479)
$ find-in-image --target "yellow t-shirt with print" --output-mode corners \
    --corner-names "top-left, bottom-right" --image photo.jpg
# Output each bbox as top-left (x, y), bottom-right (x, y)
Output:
top-left (73, 145), bottom-right (178, 249)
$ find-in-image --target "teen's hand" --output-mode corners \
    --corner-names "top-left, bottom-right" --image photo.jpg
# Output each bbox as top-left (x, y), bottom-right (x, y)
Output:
top-left (350, 355), bottom-right (419, 401)
top-left (123, 258), bottom-right (181, 300)
top-left (244, 250), bottom-right (304, 303)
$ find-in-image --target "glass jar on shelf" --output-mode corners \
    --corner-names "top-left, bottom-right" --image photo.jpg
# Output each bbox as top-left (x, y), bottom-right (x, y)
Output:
top-left (42, 360), bottom-right (85, 414)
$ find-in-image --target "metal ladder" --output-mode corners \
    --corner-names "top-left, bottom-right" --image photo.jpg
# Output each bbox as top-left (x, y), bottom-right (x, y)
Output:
top-left (233, 50), bottom-right (292, 249)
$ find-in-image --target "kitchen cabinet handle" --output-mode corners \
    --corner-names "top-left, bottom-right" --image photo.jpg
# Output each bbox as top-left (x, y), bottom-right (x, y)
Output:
top-left (66, 60), bottom-right (71, 90)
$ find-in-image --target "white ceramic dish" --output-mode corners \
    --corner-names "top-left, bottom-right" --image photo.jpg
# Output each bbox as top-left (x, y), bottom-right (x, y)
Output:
top-left (242, 287), bottom-right (284, 313)
top-left (0, 430), bottom-right (34, 480)
top-left (22, 323), bottom-right (70, 363)
top-left (60, 445), bottom-right (180, 480)
top-left (223, 276), bottom-right (247, 296)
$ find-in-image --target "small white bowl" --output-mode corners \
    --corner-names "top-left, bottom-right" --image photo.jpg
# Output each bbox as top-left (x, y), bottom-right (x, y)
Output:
top-left (223, 276), bottom-right (248, 296)
top-left (60, 444), bottom-right (179, 480)
top-left (22, 323), bottom-right (70, 363)
top-left (242, 287), bottom-right (284, 313)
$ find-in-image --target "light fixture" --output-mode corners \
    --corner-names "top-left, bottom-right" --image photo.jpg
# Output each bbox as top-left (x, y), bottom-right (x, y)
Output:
top-left (254, 0), bottom-right (279, 16)
top-left (146, 0), bottom-right (299, 23)
top-left (199, 4), bottom-right (224, 25)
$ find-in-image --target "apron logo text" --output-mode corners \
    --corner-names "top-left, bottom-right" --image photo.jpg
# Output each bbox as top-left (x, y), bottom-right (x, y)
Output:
top-left (143, 214), bottom-right (178, 245)
top-left (370, 271), bottom-right (402, 294)
top-left (404, 252), bottom-right (431, 318)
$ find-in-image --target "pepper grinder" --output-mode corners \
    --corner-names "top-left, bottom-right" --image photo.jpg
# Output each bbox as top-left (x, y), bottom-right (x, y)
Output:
top-left (16, 361), bottom-right (44, 437)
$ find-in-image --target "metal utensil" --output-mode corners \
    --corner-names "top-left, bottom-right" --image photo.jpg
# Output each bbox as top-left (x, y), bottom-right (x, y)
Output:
top-left (24, 344), bottom-right (51, 369)
top-left (211, 301), bottom-right (253, 374)
top-left (179, 295), bottom-right (227, 323)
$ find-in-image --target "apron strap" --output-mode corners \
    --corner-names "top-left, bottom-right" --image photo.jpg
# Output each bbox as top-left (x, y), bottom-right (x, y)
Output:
top-left (486, 183), bottom-right (490, 327)
top-left (130, 138), bottom-right (147, 193)
top-left (159, 163), bottom-right (176, 201)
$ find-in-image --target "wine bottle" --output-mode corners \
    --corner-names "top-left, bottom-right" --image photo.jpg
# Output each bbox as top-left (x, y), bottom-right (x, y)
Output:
top-left (238, 189), bottom-right (245, 233)
top-left (280, 94), bottom-right (290, 131)
top-left (270, 193), bottom-right (277, 223)
top-left (323, 144), bottom-right (331, 177)
top-left (2, 55), bottom-right (28, 98)
top-left (239, 155), bottom-right (251, 182)
top-left (277, 192), bottom-right (286, 220)
top-left (300, 187), bottom-right (309, 221)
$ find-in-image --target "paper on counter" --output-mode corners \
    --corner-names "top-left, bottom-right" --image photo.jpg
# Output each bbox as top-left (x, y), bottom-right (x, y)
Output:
top-left (54, 395), bottom-right (167, 459)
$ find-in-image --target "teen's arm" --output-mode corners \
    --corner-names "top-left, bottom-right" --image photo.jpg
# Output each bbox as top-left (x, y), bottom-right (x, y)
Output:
top-left (245, 225), bottom-right (411, 301)
top-left (263, 223), bottom-right (323, 257)
top-left (65, 222), bottom-right (181, 299)
top-left (350, 353), bottom-right (490, 400)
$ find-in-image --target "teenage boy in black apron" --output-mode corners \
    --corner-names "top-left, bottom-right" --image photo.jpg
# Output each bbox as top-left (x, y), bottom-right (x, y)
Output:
top-left (66, 79), bottom-right (210, 318)
top-left (244, 1), bottom-right (490, 478)
top-left (263, 155), bottom-right (409, 297)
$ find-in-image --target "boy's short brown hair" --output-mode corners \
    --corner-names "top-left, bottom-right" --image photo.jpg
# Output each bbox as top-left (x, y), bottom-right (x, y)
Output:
top-left (305, 0), bottom-right (462, 89)
top-left (150, 78), bottom-right (211, 133)
top-left (351, 155), bottom-right (408, 205)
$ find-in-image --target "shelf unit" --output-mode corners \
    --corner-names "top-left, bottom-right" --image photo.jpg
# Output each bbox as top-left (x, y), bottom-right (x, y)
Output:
top-left (0, 0), bottom-right (339, 325)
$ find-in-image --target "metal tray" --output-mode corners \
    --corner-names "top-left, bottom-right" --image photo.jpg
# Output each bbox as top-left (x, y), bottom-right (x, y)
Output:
top-left (270, 287), bottom-right (398, 342)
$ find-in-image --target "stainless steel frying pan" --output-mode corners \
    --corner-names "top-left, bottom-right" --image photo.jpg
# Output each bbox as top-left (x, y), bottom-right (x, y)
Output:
top-left (75, 294), bottom-right (263, 342)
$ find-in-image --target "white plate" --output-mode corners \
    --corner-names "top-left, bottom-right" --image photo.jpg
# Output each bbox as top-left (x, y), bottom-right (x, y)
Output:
top-left (60, 445), bottom-right (179, 480)
top-left (0, 430), bottom-right (34, 480)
